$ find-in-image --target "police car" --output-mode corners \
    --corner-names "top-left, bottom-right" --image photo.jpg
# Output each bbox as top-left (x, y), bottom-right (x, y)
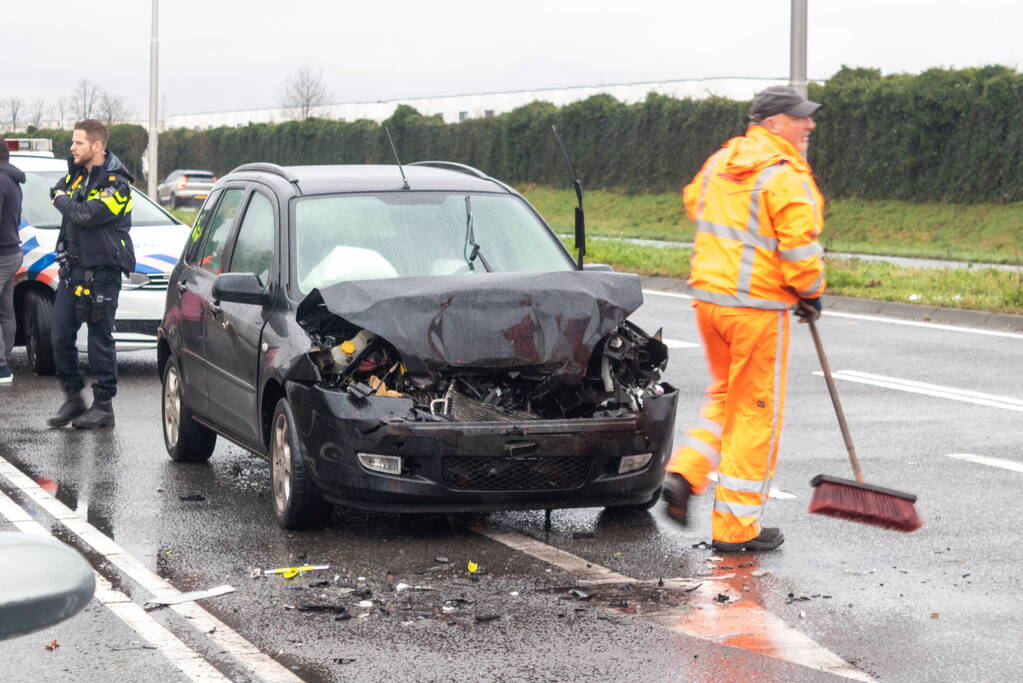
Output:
top-left (8, 138), bottom-right (191, 374)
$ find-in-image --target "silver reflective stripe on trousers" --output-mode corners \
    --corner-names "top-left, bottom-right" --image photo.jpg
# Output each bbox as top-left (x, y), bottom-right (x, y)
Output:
top-left (760, 311), bottom-right (786, 501)
top-left (680, 434), bottom-right (721, 467)
top-left (713, 498), bottom-right (764, 518)
top-left (780, 240), bottom-right (823, 261)
top-left (717, 472), bottom-right (767, 493)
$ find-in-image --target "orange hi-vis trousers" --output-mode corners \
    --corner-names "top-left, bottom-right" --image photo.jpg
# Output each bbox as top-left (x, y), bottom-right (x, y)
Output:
top-left (667, 301), bottom-right (791, 544)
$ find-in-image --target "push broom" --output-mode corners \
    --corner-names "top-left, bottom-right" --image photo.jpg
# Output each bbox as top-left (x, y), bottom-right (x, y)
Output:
top-left (805, 316), bottom-right (923, 532)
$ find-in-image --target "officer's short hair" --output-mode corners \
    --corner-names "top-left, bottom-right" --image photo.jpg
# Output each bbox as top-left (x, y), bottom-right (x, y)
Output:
top-left (74, 119), bottom-right (109, 148)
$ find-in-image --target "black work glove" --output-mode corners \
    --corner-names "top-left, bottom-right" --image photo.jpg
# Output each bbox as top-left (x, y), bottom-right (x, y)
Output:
top-left (794, 297), bottom-right (822, 323)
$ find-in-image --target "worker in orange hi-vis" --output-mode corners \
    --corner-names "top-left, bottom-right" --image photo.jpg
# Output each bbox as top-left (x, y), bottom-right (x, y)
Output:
top-left (663, 86), bottom-right (826, 552)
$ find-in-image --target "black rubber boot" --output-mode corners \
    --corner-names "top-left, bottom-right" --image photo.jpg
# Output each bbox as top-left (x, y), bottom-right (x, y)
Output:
top-left (46, 384), bottom-right (87, 427)
top-left (71, 388), bottom-right (115, 429)
top-left (713, 527), bottom-right (785, 553)
top-left (662, 473), bottom-right (693, 527)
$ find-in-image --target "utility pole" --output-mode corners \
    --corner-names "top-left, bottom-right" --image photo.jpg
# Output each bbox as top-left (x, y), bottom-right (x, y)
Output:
top-left (147, 0), bottom-right (159, 197)
top-left (790, 0), bottom-right (808, 98)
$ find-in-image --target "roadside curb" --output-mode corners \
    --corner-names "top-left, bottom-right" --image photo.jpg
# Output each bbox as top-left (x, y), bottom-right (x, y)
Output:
top-left (639, 276), bottom-right (1023, 333)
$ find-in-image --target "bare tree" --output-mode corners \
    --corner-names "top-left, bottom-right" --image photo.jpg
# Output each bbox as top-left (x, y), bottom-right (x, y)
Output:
top-left (97, 92), bottom-right (132, 125)
top-left (3, 96), bottom-right (23, 133)
top-left (279, 65), bottom-right (332, 120)
top-left (70, 79), bottom-right (101, 120)
top-left (29, 98), bottom-right (46, 128)
top-left (50, 97), bottom-right (69, 129)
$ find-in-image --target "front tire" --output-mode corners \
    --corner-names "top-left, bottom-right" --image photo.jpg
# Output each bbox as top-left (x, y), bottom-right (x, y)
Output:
top-left (162, 360), bottom-right (217, 462)
top-left (271, 398), bottom-right (332, 529)
top-left (24, 290), bottom-right (56, 376)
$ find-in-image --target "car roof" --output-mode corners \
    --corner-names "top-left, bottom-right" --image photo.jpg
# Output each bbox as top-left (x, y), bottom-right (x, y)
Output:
top-left (9, 155), bottom-right (67, 172)
top-left (225, 164), bottom-right (511, 196)
top-left (169, 169), bottom-right (214, 175)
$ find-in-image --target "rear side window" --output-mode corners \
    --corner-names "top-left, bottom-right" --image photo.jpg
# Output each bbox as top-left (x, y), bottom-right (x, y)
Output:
top-left (228, 193), bottom-right (275, 286)
top-left (196, 189), bottom-right (244, 275)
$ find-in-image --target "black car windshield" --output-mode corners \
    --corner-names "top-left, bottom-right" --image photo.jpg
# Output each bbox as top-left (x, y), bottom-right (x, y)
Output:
top-left (21, 171), bottom-right (179, 229)
top-left (293, 192), bottom-right (573, 294)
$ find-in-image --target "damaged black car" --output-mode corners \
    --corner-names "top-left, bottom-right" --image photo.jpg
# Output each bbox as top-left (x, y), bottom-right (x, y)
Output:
top-left (158, 162), bottom-right (678, 528)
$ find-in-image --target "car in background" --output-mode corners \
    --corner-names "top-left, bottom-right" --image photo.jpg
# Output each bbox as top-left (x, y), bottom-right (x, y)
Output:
top-left (11, 149), bottom-right (191, 375)
top-left (156, 169), bottom-right (216, 209)
top-left (158, 161), bottom-right (678, 529)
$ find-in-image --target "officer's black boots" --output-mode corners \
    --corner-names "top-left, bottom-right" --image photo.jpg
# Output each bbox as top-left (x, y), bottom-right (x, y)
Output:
top-left (662, 473), bottom-right (693, 527)
top-left (46, 384), bottom-right (87, 427)
top-left (71, 388), bottom-right (115, 429)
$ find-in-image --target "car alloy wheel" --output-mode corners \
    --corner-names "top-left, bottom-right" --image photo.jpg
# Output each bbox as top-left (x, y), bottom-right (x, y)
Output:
top-left (272, 412), bottom-right (293, 513)
top-left (163, 366), bottom-right (181, 450)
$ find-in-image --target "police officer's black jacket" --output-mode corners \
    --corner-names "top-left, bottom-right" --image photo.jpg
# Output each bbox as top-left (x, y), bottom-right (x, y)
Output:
top-left (52, 151), bottom-right (136, 274)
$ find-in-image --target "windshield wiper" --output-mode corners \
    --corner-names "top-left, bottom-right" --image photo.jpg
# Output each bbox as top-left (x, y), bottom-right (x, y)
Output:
top-left (463, 195), bottom-right (492, 272)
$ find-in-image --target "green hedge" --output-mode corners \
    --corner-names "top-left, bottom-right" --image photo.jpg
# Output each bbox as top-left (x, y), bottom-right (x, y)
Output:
top-left (152, 66), bottom-right (1023, 203)
top-left (28, 124), bottom-right (149, 183)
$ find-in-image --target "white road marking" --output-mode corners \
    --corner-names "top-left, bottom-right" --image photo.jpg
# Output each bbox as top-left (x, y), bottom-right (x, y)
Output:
top-left (662, 338), bottom-right (700, 349)
top-left (642, 289), bottom-right (1023, 339)
top-left (946, 453), bottom-right (1023, 473)
top-left (474, 525), bottom-right (871, 681)
top-left (0, 490), bottom-right (229, 682)
top-left (818, 369), bottom-right (1023, 412)
top-left (0, 458), bottom-right (302, 683)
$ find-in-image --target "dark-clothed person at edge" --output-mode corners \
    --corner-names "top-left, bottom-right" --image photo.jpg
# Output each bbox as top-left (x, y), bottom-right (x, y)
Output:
top-left (47, 119), bottom-right (135, 429)
top-left (661, 86), bottom-right (827, 552)
top-left (0, 139), bottom-right (27, 384)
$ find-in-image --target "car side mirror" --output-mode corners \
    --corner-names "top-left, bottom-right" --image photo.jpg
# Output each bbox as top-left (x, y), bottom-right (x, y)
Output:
top-left (0, 533), bottom-right (96, 640)
top-left (582, 263), bottom-right (614, 272)
top-left (212, 272), bottom-right (270, 306)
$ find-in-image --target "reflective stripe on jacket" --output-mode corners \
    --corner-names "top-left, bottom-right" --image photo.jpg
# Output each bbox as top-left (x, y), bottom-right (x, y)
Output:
top-left (682, 125), bottom-right (825, 310)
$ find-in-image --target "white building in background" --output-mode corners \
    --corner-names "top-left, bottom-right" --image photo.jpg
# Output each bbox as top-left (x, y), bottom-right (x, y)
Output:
top-left (156, 77), bottom-right (791, 130)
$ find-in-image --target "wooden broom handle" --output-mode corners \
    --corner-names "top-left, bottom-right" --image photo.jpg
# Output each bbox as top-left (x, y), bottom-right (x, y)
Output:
top-left (807, 318), bottom-right (866, 483)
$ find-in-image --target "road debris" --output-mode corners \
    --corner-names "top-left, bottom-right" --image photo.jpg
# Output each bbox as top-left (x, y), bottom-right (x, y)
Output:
top-left (751, 569), bottom-right (770, 577)
top-left (569, 589), bottom-right (592, 601)
top-left (467, 561), bottom-right (479, 574)
top-left (931, 612), bottom-right (940, 619)
top-left (475, 613), bottom-right (500, 622)
top-left (296, 604), bottom-right (349, 616)
top-left (395, 583), bottom-right (435, 593)
top-left (357, 600), bottom-right (373, 608)
top-left (44, 639), bottom-right (59, 651)
top-left (263, 564), bottom-right (330, 579)
top-left (333, 658), bottom-right (355, 665)
top-left (691, 541), bottom-right (713, 549)
top-left (415, 565), bottom-right (446, 575)
top-left (714, 593), bottom-right (731, 603)
top-left (434, 556), bottom-right (450, 564)
top-left (145, 585), bottom-right (235, 609)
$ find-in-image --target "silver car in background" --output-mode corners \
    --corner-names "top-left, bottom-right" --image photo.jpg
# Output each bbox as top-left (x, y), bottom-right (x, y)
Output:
top-left (156, 169), bottom-right (216, 209)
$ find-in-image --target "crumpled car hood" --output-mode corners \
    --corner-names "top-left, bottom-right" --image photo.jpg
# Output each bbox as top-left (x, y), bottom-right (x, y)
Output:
top-left (296, 271), bottom-right (644, 380)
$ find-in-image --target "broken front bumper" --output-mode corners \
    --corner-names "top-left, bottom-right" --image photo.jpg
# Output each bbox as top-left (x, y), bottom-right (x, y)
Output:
top-left (287, 382), bottom-right (678, 513)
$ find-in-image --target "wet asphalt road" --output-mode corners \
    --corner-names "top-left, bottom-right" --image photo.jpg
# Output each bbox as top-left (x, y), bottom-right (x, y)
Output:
top-left (1, 287), bottom-right (1021, 682)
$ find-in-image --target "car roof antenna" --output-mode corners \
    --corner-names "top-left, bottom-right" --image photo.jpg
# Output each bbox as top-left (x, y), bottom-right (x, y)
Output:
top-left (552, 124), bottom-right (585, 269)
top-left (384, 127), bottom-right (410, 190)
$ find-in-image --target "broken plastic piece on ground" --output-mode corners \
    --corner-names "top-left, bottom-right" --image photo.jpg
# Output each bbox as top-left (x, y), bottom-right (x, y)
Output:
top-left (467, 561), bottom-right (479, 574)
top-left (333, 658), bottom-right (356, 665)
top-left (434, 556), bottom-right (450, 564)
top-left (509, 591), bottom-right (519, 597)
top-left (395, 583), bottom-right (435, 592)
top-left (178, 494), bottom-right (206, 502)
top-left (357, 600), bottom-right (373, 608)
top-left (569, 589), bottom-right (592, 601)
top-left (475, 613), bottom-right (500, 622)
top-left (296, 603), bottom-right (349, 616)
top-left (930, 612), bottom-right (940, 619)
top-left (714, 593), bottom-right (731, 603)
top-left (264, 564), bottom-right (330, 579)
top-left (707, 556), bottom-right (723, 562)
top-left (145, 585), bottom-right (235, 610)
top-left (44, 639), bottom-right (59, 651)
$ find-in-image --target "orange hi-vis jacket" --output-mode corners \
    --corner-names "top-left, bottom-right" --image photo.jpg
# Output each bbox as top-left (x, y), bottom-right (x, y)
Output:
top-left (683, 125), bottom-right (825, 309)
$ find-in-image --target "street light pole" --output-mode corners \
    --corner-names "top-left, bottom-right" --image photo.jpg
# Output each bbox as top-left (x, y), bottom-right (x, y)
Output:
top-left (790, 0), bottom-right (808, 98)
top-left (147, 0), bottom-right (159, 197)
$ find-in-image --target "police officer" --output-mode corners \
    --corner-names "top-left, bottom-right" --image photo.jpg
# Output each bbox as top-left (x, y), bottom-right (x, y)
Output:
top-left (47, 119), bottom-right (135, 429)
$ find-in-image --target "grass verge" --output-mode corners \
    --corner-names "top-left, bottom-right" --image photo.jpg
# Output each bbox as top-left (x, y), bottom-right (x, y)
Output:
top-left (523, 186), bottom-right (1023, 266)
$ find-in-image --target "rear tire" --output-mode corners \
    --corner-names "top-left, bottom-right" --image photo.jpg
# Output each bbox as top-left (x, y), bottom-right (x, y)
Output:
top-left (24, 291), bottom-right (56, 376)
top-left (271, 397), bottom-right (332, 529)
top-left (162, 360), bottom-right (217, 462)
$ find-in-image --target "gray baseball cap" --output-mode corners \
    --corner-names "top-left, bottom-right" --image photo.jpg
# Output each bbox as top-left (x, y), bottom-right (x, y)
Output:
top-left (749, 86), bottom-right (822, 121)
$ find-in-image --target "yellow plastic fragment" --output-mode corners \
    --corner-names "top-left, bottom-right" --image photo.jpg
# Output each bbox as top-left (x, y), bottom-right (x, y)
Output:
top-left (467, 561), bottom-right (478, 574)
top-left (263, 564), bottom-right (330, 579)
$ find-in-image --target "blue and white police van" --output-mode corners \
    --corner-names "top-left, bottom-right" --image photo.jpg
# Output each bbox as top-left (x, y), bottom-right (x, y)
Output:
top-left (8, 139), bottom-right (191, 374)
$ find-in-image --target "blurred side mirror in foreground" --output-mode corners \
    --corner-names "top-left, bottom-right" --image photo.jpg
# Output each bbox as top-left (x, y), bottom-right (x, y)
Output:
top-left (0, 532), bottom-right (95, 640)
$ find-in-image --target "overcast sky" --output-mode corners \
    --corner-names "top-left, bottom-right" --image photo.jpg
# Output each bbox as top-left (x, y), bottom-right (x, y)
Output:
top-left (3, 0), bottom-right (1021, 118)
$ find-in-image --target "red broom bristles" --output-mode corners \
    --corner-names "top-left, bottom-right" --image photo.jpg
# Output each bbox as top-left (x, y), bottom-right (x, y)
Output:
top-left (808, 478), bottom-right (923, 533)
